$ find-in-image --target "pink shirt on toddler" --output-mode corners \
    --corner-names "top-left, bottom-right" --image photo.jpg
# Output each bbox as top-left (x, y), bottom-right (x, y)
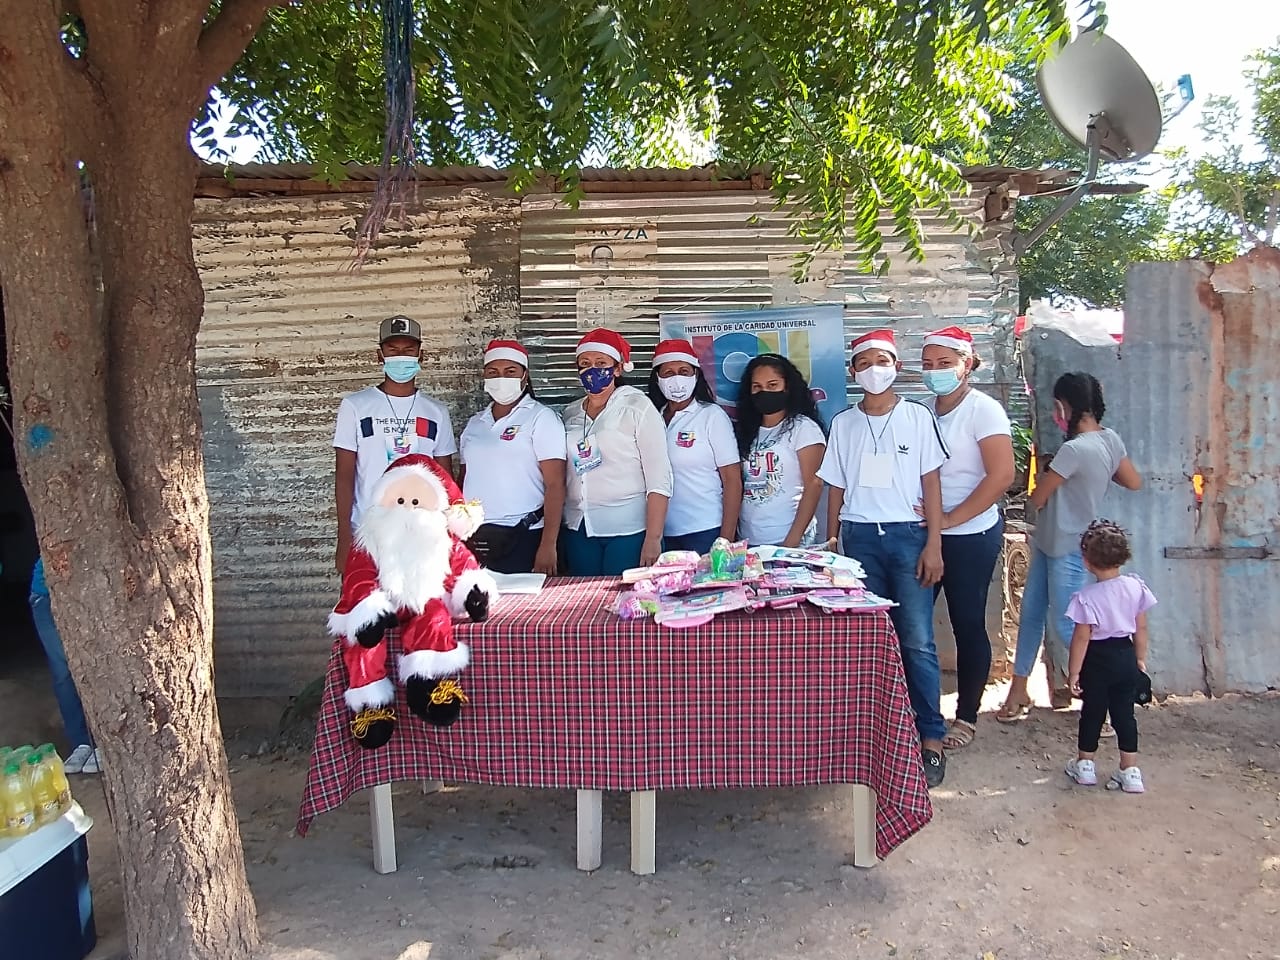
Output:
top-left (1066, 574), bottom-right (1157, 640)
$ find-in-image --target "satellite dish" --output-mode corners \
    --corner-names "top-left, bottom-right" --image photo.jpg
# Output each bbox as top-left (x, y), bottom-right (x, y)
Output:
top-left (1014, 30), bottom-right (1163, 258)
top-left (1038, 30), bottom-right (1163, 162)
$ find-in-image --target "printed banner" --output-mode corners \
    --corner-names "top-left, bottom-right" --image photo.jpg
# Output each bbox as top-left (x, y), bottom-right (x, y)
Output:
top-left (658, 305), bottom-right (847, 425)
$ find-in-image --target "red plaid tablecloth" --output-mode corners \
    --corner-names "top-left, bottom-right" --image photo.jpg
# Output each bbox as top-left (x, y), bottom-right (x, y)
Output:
top-left (297, 578), bottom-right (932, 859)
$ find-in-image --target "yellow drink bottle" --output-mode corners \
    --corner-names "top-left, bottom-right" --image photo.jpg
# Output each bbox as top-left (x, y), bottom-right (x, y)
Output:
top-left (2, 761), bottom-right (36, 837)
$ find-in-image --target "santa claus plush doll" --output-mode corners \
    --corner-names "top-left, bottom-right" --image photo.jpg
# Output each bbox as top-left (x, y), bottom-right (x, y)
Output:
top-left (328, 454), bottom-right (497, 749)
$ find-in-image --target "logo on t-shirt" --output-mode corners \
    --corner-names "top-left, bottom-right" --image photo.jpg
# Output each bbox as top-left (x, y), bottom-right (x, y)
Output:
top-left (500, 425), bottom-right (520, 441)
top-left (897, 443), bottom-right (910, 455)
top-left (676, 430), bottom-right (696, 448)
top-left (415, 418), bottom-right (438, 440)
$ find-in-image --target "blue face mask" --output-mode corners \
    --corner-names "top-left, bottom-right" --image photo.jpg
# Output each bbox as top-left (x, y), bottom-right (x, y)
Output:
top-left (922, 368), bottom-right (963, 397)
top-left (579, 367), bottom-right (615, 395)
top-left (382, 356), bottom-right (420, 384)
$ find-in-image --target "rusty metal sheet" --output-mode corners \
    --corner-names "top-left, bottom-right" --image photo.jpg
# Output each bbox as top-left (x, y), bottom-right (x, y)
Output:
top-left (519, 189), bottom-right (1020, 411)
top-left (194, 189), bottom-right (520, 697)
top-left (1106, 249), bottom-right (1280, 695)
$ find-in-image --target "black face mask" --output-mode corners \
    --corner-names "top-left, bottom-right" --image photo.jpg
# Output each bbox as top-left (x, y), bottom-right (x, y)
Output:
top-left (751, 390), bottom-right (788, 416)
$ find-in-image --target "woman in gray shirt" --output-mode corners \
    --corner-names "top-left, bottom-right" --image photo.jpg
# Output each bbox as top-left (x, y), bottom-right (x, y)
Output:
top-left (998, 373), bottom-right (1143, 722)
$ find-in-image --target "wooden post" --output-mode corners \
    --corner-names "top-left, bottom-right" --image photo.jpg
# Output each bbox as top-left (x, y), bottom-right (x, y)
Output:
top-left (630, 791), bottom-right (656, 875)
top-left (370, 783), bottom-right (397, 874)
top-left (576, 789), bottom-right (603, 871)
top-left (851, 784), bottom-right (879, 869)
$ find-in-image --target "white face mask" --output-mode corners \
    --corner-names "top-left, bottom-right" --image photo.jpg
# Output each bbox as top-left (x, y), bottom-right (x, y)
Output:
top-left (483, 377), bottom-right (524, 405)
top-left (658, 374), bottom-right (698, 403)
top-left (854, 364), bottom-right (898, 395)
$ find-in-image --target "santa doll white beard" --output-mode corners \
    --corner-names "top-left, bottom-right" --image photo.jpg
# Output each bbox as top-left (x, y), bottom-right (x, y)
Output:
top-left (355, 505), bottom-right (452, 614)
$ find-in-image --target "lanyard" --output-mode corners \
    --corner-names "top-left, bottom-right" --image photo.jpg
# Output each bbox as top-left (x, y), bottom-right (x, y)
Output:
top-left (384, 391), bottom-right (418, 435)
top-left (862, 399), bottom-right (899, 454)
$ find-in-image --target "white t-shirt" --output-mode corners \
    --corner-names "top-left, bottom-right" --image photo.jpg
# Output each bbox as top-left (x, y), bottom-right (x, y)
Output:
top-left (664, 401), bottom-right (740, 536)
top-left (460, 395), bottom-right (566, 528)
top-left (818, 399), bottom-right (948, 524)
top-left (562, 385), bottom-right (674, 537)
top-left (333, 385), bottom-right (458, 525)
top-left (925, 390), bottom-right (1011, 536)
top-left (739, 415), bottom-right (826, 547)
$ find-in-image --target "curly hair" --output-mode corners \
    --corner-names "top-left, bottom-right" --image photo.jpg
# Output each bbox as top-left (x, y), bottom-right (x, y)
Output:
top-left (1080, 519), bottom-right (1131, 568)
top-left (733, 354), bottom-right (826, 459)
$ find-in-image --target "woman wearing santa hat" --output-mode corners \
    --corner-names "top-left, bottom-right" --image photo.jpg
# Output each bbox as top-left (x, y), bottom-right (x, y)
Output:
top-left (458, 339), bottom-right (567, 575)
top-left (646, 339), bottom-right (743, 555)
top-left (819, 329), bottom-right (950, 787)
top-left (918, 327), bottom-right (1016, 750)
top-left (562, 329), bottom-right (674, 574)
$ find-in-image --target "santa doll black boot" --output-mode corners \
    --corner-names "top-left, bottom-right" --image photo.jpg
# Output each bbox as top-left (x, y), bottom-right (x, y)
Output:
top-left (350, 706), bottom-right (396, 749)
top-left (405, 675), bottom-right (469, 727)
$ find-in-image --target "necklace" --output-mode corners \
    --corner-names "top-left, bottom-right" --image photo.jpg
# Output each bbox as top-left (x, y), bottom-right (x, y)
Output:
top-left (862, 398), bottom-right (899, 454)
top-left (384, 390), bottom-right (418, 435)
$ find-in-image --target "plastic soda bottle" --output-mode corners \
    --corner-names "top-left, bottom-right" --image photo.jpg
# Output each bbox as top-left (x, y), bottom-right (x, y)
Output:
top-left (36, 744), bottom-right (72, 811)
top-left (2, 761), bottom-right (36, 837)
top-left (27, 754), bottom-right (61, 826)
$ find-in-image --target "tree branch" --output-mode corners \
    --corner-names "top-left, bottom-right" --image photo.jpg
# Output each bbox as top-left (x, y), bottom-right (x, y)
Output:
top-left (194, 0), bottom-right (286, 105)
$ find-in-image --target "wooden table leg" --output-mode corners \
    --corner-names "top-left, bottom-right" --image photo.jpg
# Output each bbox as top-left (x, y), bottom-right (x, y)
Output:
top-left (630, 790), bottom-right (656, 876)
top-left (576, 789), bottom-right (603, 872)
top-left (851, 783), bottom-right (879, 869)
top-left (370, 783), bottom-right (397, 874)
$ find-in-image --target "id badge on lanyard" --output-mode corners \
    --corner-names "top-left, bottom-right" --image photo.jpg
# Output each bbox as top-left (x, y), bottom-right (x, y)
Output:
top-left (573, 434), bottom-right (603, 476)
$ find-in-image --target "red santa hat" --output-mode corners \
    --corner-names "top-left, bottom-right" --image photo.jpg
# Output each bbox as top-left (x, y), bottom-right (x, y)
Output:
top-left (923, 326), bottom-right (974, 354)
top-left (370, 454), bottom-right (485, 542)
top-left (652, 338), bottom-right (701, 368)
top-left (576, 329), bottom-right (634, 372)
top-left (483, 339), bottom-right (529, 367)
top-left (850, 329), bottom-right (898, 360)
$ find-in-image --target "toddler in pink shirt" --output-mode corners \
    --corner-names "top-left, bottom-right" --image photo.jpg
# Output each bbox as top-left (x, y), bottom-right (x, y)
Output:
top-left (1063, 520), bottom-right (1156, 793)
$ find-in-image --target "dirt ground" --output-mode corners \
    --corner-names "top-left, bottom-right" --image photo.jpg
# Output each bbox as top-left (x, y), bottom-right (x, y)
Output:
top-left (4, 646), bottom-right (1279, 960)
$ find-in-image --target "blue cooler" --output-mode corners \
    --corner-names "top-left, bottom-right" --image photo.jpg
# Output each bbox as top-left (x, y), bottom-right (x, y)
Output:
top-left (0, 804), bottom-right (96, 960)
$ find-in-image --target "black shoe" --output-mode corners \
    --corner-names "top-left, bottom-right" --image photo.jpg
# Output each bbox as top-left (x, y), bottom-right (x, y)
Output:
top-left (405, 675), bottom-right (468, 727)
top-left (922, 748), bottom-right (946, 788)
top-left (350, 707), bottom-right (395, 750)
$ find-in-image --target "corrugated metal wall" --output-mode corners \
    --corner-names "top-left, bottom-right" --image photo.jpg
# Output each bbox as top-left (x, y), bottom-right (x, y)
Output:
top-left (194, 188), bottom-right (520, 697)
top-left (1029, 250), bottom-right (1280, 695)
top-left (520, 181), bottom-right (1021, 410)
top-left (194, 174), bottom-right (1025, 698)
top-left (1107, 252), bottom-right (1280, 694)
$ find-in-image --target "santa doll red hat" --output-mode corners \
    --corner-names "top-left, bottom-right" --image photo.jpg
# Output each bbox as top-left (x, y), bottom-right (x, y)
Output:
top-left (328, 454), bottom-right (497, 748)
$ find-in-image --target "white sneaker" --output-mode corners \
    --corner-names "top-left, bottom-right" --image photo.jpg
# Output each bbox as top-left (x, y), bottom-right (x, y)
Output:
top-left (64, 744), bottom-right (94, 775)
top-left (78, 749), bottom-right (102, 775)
top-left (1065, 758), bottom-right (1097, 786)
top-left (1106, 766), bottom-right (1145, 793)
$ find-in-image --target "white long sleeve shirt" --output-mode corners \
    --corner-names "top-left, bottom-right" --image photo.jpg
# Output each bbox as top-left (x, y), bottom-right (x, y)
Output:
top-left (562, 385), bottom-right (674, 537)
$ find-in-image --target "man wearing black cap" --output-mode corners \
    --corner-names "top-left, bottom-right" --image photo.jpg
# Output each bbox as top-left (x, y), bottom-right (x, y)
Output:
top-left (332, 315), bottom-right (458, 573)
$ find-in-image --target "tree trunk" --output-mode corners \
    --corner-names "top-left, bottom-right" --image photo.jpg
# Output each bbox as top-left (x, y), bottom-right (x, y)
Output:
top-left (0, 3), bottom-right (270, 958)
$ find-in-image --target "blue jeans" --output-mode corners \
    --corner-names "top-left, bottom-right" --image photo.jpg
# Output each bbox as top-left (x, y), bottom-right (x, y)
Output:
top-left (561, 526), bottom-right (647, 576)
top-left (842, 521), bottom-right (945, 743)
top-left (1013, 544), bottom-right (1088, 680)
top-left (29, 594), bottom-right (94, 748)
top-left (935, 517), bottom-right (1005, 725)
top-left (664, 528), bottom-right (721, 556)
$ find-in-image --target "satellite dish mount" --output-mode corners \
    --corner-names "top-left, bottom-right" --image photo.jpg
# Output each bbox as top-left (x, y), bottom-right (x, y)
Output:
top-left (1014, 31), bottom-right (1163, 259)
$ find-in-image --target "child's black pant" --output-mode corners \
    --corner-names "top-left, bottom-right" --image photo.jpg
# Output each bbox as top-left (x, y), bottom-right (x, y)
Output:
top-left (1078, 637), bottom-right (1139, 753)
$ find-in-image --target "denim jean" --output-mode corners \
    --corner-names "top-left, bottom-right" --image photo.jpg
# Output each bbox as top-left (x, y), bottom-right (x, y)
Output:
top-left (842, 521), bottom-right (945, 743)
top-left (935, 516), bottom-right (1005, 725)
top-left (28, 594), bottom-right (94, 748)
top-left (664, 528), bottom-right (721, 556)
top-left (560, 526), bottom-right (647, 576)
top-left (1013, 544), bottom-right (1089, 680)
